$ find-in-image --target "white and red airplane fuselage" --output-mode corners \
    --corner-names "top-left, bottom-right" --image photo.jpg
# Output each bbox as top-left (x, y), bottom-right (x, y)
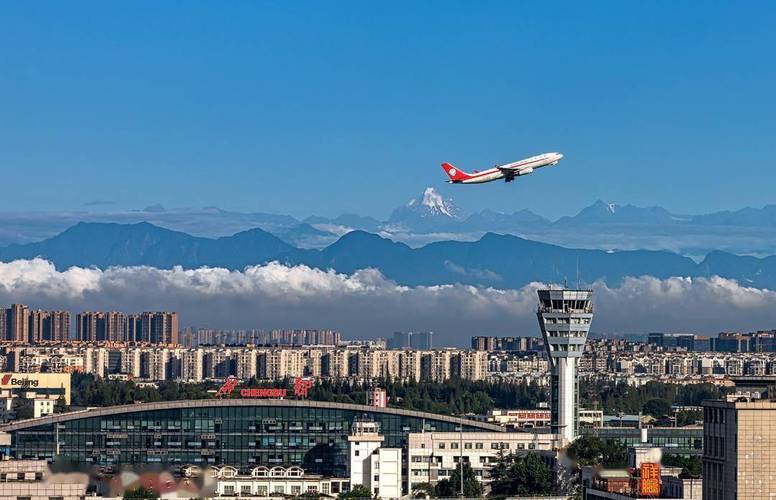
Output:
top-left (441, 152), bottom-right (564, 184)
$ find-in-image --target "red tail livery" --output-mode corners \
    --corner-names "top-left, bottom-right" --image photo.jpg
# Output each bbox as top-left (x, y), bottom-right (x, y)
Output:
top-left (441, 163), bottom-right (472, 183)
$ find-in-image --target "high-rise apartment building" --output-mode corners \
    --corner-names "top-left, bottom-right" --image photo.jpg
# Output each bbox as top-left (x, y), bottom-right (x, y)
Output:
top-left (102, 312), bottom-right (127, 342)
top-left (471, 336), bottom-right (542, 352)
top-left (77, 311), bottom-right (177, 344)
top-left (537, 289), bottom-right (593, 445)
top-left (27, 310), bottom-right (70, 343)
top-left (0, 309), bottom-right (7, 342)
top-left (127, 314), bottom-right (141, 343)
top-left (29, 310), bottom-right (48, 344)
top-left (76, 312), bottom-right (100, 342)
top-left (389, 331), bottom-right (433, 350)
top-left (141, 312), bottom-right (178, 344)
top-left (471, 336), bottom-right (497, 351)
top-left (46, 311), bottom-right (71, 342)
top-left (703, 399), bottom-right (776, 500)
top-left (8, 304), bottom-right (30, 342)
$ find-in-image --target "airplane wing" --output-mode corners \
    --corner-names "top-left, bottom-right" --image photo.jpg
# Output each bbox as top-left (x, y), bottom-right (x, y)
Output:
top-left (497, 167), bottom-right (517, 183)
top-left (498, 164), bottom-right (534, 183)
top-left (498, 165), bottom-right (533, 175)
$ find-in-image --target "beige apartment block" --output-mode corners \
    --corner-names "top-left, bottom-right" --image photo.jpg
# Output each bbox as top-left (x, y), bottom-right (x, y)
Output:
top-left (703, 399), bottom-right (776, 499)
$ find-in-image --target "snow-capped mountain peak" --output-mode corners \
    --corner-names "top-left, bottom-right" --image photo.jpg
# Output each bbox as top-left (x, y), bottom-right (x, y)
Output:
top-left (388, 187), bottom-right (462, 228)
top-left (419, 187), bottom-right (456, 217)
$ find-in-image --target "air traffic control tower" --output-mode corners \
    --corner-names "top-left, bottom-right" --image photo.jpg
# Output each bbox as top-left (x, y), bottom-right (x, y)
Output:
top-left (537, 288), bottom-right (593, 445)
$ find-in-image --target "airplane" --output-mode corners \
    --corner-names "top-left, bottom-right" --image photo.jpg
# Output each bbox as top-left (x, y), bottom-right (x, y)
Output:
top-left (441, 152), bottom-right (564, 184)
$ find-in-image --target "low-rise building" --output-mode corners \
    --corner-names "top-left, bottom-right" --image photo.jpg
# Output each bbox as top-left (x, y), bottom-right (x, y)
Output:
top-left (487, 408), bottom-right (551, 428)
top-left (0, 459), bottom-right (88, 500)
top-left (213, 465), bottom-right (349, 498)
top-left (584, 466), bottom-right (701, 500)
top-left (406, 431), bottom-right (557, 492)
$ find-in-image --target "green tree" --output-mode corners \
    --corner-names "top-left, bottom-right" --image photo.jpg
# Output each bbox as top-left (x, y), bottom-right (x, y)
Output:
top-left (297, 492), bottom-right (329, 499)
top-left (123, 486), bottom-right (158, 499)
top-left (567, 436), bottom-right (627, 467)
top-left (411, 483), bottom-right (436, 498)
top-left (54, 395), bottom-right (68, 414)
top-left (675, 409), bottom-right (703, 426)
top-left (14, 402), bottom-right (33, 420)
top-left (662, 454), bottom-right (702, 477)
top-left (642, 398), bottom-right (672, 419)
top-left (488, 453), bottom-right (552, 497)
top-left (578, 380), bottom-right (723, 416)
top-left (68, 373), bottom-right (553, 417)
top-left (339, 484), bottom-right (374, 499)
top-left (435, 462), bottom-right (483, 498)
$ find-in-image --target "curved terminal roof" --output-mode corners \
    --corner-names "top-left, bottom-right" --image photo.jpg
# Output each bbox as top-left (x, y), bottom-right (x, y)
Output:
top-left (0, 399), bottom-right (504, 433)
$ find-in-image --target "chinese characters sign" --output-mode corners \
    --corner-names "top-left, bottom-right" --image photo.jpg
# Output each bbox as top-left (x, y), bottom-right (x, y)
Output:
top-left (639, 462), bottom-right (661, 497)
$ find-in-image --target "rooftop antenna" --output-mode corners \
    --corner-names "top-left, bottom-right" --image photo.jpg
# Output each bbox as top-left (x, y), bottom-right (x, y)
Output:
top-left (576, 257), bottom-right (581, 290)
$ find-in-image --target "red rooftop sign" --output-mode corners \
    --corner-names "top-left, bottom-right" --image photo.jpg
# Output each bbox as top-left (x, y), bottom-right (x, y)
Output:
top-left (215, 376), bottom-right (312, 399)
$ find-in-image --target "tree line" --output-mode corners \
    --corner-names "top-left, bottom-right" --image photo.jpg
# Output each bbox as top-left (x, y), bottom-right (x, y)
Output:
top-left (70, 374), bottom-right (547, 416)
top-left (579, 379), bottom-right (722, 418)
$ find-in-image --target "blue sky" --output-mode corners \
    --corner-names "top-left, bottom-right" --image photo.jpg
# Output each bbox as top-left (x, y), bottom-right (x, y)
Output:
top-left (2, 2), bottom-right (775, 219)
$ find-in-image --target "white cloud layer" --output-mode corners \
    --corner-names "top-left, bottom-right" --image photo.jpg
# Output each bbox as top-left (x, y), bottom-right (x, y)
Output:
top-left (1, 259), bottom-right (775, 345)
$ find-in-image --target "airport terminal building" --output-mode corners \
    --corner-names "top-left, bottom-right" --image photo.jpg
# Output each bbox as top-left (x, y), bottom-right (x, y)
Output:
top-left (0, 399), bottom-right (504, 479)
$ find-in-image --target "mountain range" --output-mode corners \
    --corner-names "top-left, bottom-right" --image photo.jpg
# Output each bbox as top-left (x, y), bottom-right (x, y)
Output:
top-left (5, 189), bottom-right (776, 257)
top-left (4, 221), bottom-right (776, 291)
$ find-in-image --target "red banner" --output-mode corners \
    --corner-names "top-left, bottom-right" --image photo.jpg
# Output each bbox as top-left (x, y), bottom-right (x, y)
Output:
top-left (639, 462), bottom-right (661, 497)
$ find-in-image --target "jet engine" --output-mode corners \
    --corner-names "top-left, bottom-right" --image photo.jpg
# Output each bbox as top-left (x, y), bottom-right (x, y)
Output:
top-left (518, 167), bottom-right (534, 176)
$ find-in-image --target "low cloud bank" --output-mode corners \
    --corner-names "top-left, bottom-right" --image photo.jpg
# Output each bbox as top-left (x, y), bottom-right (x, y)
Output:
top-left (1, 259), bottom-right (775, 346)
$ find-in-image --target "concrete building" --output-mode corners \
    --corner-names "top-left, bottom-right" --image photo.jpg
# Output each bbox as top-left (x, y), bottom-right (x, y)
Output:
top-left (141, 311), bottom-right (179, 344)
top-left (0, 459), bottom-right (88, 500)
top-left (487, 408), bottom-right (551, 429)
top-left (348, 421), bottom-right (402, 498)
top-left (367, 387), bottom-right (388, 408)
top-left (455, 350), bottom-right (489, 380)
top-left (103, 311), bottom-right (127, 341)
top-left (389, 331), bottom-right (433, 350)
top-left (28, 310), bottom-right (47, 344)
top-left (582, 459), bottom-right (701, 500)
top-left (0, 344), bottom-right (495, 384)
top-left (406, 431), bottom-right (557, 492)
top-left (45, 310), bottom-right (70, 342)
top-left (703, 399), bottom-right (776, 499)
top-left (662, 476), bottom-right (702, 499)
top-left (74, 310), bottom-right (179, 344)
top-left (213, 465), bottom-right (349, 497)
top-left (1, 304), bottom-right (30, 343)
top-left (0, 372), bottom-right (71, 405)
top-left (537, 288), bottom-right (594, 444)
top-left (471, 336), bottom-right (543, 352)
top-left (76, 311), bottom-right (100, 342)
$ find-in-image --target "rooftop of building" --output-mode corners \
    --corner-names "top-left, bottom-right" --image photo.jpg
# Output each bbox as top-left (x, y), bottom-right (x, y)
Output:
top-left (0, 398), bottom-right (505, 433)
top-left (704, 398), bottom-right (776, 409)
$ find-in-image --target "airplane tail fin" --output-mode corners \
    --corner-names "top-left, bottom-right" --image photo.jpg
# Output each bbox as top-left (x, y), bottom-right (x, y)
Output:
top-left (441, 163), bottom-right (472, 183)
